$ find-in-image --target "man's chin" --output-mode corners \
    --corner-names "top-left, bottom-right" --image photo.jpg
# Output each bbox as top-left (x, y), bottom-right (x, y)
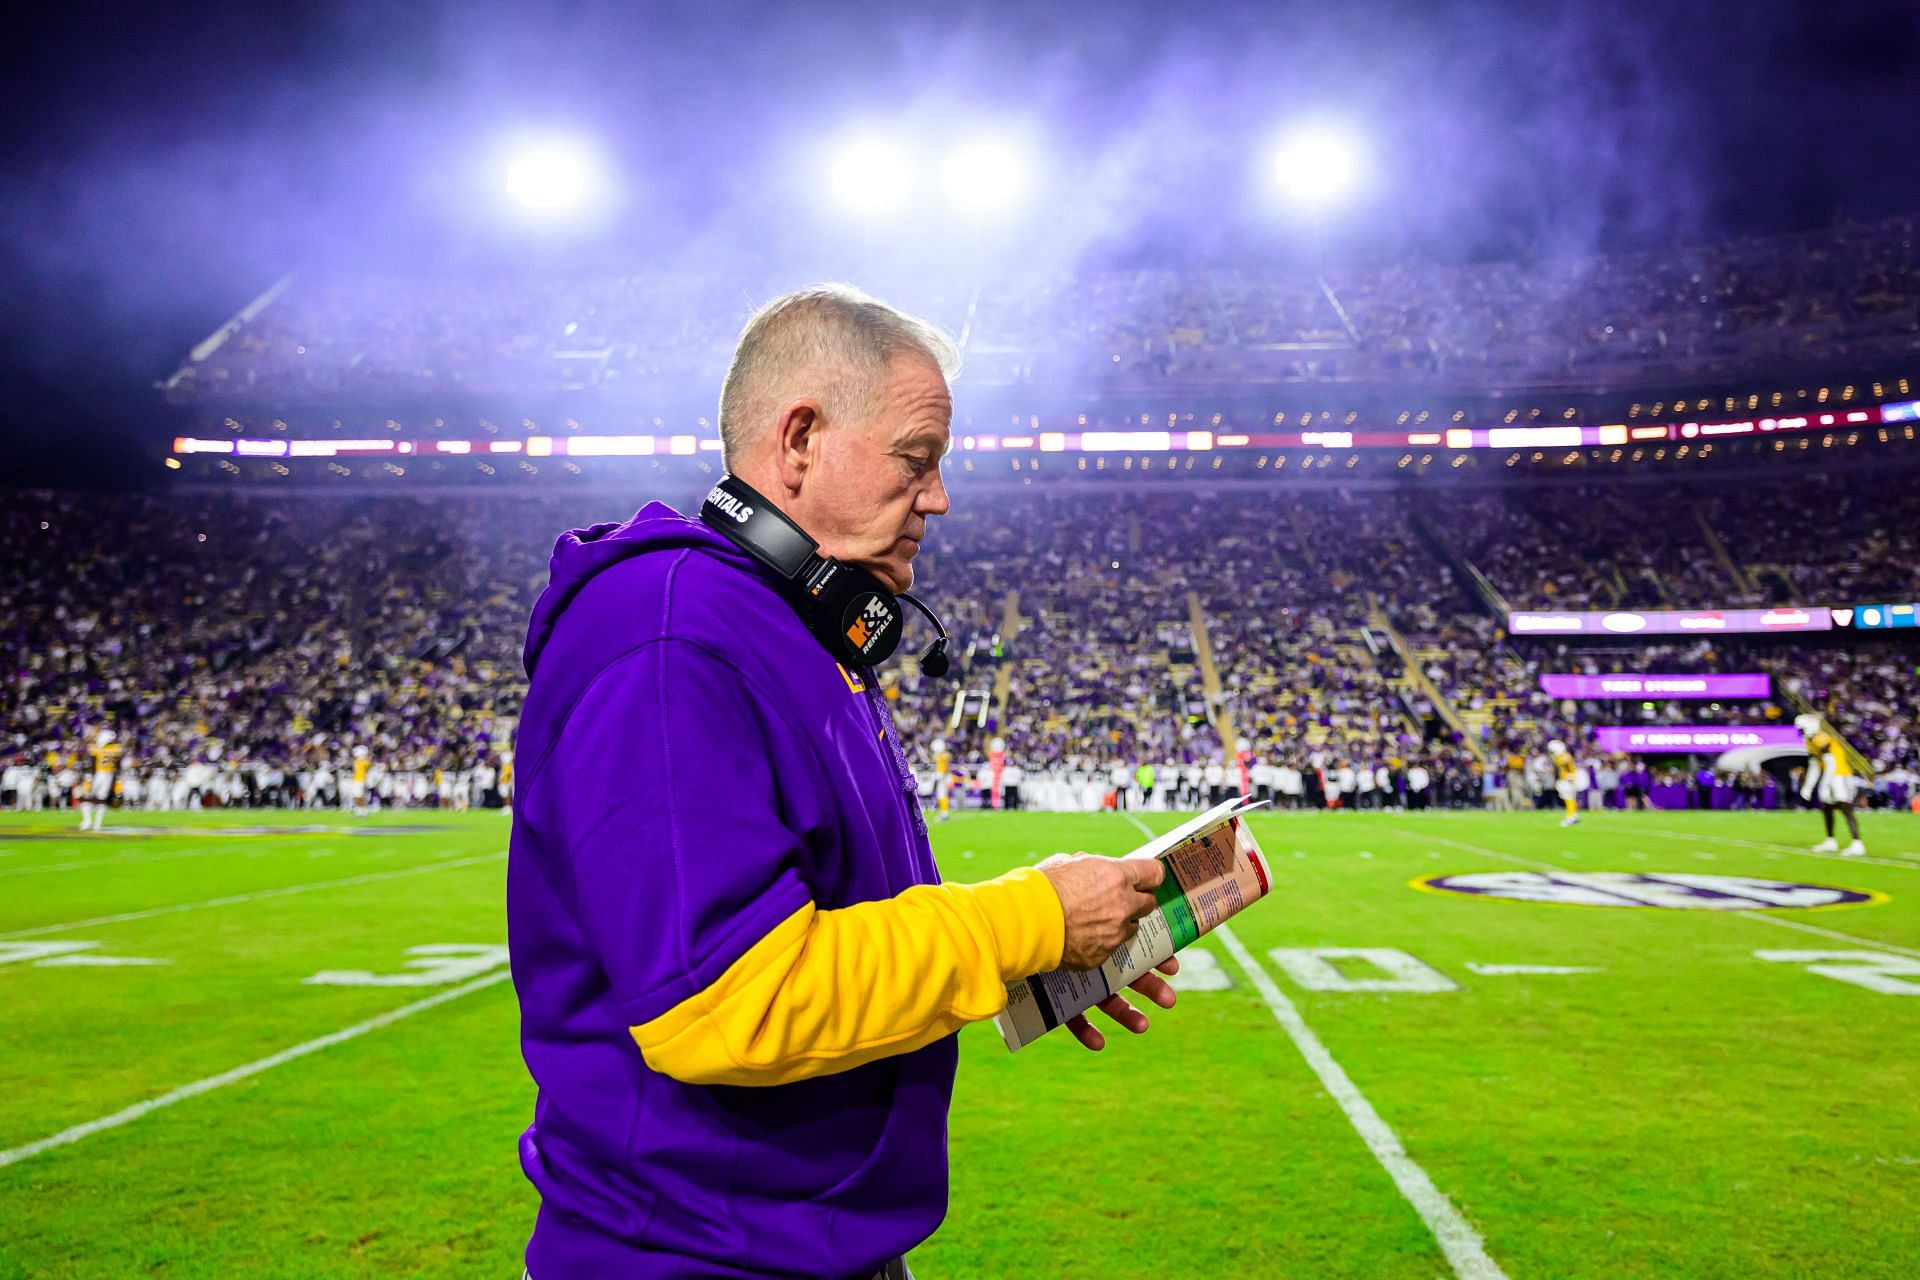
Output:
top-left (855, 558), bottom-right (912, 593)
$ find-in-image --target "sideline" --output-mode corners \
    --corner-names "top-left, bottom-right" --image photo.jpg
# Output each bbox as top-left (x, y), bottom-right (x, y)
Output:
top-left (0, 851), bottom-right (507, 939)
top-left (0, 970), bottom-right (512, 1170)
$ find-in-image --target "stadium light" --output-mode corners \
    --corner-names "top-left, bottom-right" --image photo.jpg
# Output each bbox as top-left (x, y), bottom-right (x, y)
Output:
top-left (942, 137), bottom-right (1033, 219)
top-left (499, 134), bottom-right (611, 223)
top-left (1267, 126), bottom-right (1363, 209)
top-left (829, 137), bottom-right (913, 218)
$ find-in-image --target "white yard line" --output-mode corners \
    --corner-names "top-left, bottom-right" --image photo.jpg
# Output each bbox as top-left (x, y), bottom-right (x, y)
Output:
top-left (0, 851), bottom-right (506, 939)
top-left (0, 970), bottom-right (512, 1170)
top-left (1215, 924), bottom-right (1508, 1280)
top-left (1628, 825), bottom-right (1920, 871)
top-left (1118, 813), bottom-right (1507, 1280)
top-left (0, 845), bottom-right (302, 879)
top-left (1735, 913), bottom-right (1920, 961)
top-left (1397, 828), bottom-right (1920, 962)
top-left (1383, 829), bottom-right (1562, 873)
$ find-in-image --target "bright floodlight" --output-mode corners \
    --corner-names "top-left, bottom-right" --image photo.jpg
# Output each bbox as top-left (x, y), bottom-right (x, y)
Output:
top-left (1269, 128), bottom-right (1361, 207)
top-left (942, 138), bottom-right (1032, 218)
top-left (829, 138), bottom-right (912, 217)
top-left (501, 136), bottom-right (607, 219)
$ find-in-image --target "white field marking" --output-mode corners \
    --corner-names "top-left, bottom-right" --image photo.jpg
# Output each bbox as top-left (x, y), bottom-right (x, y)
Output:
top-left (305, 944), bottom-right (508, 988)
top-left (1383, 830), bottom-right (1561, 874)
top-left (0, 851), bottom-right (506, 940)
top-left (1466, 963), bottom-right (1602, 976)
top-left (0, 969), bottom-right (511, 1170)
top-left (0, 829), bottom-right (452, 877)
top-left (0, 939), bottom-right (168, 967)
top-left (0, 941), bottom-right (98, 966)
top-left (1268, 947), bottom-right (1457, 993)
top-left (1630, 825), bottom-right (1920, 872)
top-left (1398, 828), bottom-right (1920, 962)
top-left (1163, 946), bottom-right (1234, 991)
top-left (1754, 950), bottom-right (1920, 996)
top-left (1215, 924), bottom-right (1508, 1280)
top-left (36, 954), bottom-right (170, 967)
top-left (0, 844), bottom-right (293, 879)
top-left (1737, 913), bottom-right (1920, 962)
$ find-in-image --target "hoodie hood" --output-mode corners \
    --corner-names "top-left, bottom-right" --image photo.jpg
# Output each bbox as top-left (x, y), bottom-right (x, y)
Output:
top-left (523, 500), bottom-right (754, 676)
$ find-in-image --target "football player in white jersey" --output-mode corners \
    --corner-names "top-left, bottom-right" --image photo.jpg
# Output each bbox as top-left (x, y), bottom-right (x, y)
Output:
top-left (79, 730), bottom-right (124, 831)
top-left (1797, 714), bottom-right (1864, 855)
top-left (1549, 740), bottom-right (1582, 828)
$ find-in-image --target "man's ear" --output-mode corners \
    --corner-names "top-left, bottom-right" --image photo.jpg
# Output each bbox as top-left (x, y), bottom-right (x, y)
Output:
top-left (773, 398), bottom-right (822, 494)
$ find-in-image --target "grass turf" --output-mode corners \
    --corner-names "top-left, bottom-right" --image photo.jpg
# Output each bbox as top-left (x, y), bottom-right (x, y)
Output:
top-left (1, 806), bottom-right (1916, 1278)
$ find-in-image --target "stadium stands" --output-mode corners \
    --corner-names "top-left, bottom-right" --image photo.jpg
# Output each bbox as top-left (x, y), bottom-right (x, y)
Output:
top-left (166, 215), bottom-right (1920, 401)
top-left (6, 446), bottom-right (1916, 812)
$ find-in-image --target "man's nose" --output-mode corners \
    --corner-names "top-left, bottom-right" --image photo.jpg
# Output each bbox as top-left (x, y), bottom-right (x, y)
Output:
top-left (918, 469), bottom-right (951, 516)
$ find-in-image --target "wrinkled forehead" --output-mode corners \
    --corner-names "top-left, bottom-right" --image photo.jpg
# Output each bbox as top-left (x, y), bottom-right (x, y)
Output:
top-left (879, 353), bottom-right (953, 445)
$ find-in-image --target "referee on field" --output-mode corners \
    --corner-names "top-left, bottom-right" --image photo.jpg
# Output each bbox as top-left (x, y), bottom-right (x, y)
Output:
top-left (507, 285), bottom-right (1179, 1278)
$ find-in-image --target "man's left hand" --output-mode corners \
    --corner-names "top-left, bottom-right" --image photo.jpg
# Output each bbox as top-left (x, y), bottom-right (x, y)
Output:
top-left (1065, 956), bottom-right (1179, 1051)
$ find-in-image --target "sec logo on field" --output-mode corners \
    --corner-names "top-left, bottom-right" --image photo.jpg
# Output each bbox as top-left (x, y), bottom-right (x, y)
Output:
top-left (1415, 871), bottom-right (1884, 911)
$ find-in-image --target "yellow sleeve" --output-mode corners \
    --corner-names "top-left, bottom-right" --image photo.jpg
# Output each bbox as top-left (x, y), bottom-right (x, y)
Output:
top-left (630, 867), bottom-right (1064, 1087)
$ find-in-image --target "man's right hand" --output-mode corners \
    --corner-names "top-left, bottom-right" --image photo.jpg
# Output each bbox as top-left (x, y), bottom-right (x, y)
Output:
top-left (1037, 853), bottom-right (1165, 970)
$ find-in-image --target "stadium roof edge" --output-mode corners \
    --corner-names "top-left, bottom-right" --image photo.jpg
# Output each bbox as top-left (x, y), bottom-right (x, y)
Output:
top-left (161, 273), bottom-right (296, 392)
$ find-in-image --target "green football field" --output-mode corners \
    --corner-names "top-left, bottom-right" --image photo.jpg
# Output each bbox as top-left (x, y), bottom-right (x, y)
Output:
top-left (2, 806), bottom-right (1917, 1279)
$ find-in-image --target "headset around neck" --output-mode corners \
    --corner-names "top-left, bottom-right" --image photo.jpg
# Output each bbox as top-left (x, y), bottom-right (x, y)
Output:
top-left (698, 473), bottom-right (950, 677)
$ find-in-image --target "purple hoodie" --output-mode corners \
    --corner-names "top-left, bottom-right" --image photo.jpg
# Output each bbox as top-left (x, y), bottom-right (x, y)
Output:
top-left (508, 501), bottom-right (952, 1278)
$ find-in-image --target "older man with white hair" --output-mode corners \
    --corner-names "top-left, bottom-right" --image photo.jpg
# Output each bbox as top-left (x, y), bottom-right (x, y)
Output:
top-left (507, 285), bottom-right (1178, 1279)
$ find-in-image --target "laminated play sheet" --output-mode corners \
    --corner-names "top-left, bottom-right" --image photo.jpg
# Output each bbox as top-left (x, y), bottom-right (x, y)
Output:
top-left (996, 795), bottom-right (1272, 1051)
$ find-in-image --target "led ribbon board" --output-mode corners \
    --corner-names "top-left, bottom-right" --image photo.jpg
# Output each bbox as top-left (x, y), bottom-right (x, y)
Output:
top-left (1538, 673), bottom-right (1771, 698)
top-left (1510, 607), bottom-right (1831, 636)
top-left (1591, 726), bottom-right (1802, 752)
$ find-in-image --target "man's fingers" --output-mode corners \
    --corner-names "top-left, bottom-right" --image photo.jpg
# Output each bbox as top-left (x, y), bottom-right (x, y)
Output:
top-left (1094, 992), bottom-right (1149, 1035)
top-left (1155, 956), bottom-right (1180, 977)
top-left (1066, 1013), bottom-right (1105, 1051)
top-left (1123, 856), bottom-right (1165, 891)
top-left (1127, 971), bottom-right (1177, 1010)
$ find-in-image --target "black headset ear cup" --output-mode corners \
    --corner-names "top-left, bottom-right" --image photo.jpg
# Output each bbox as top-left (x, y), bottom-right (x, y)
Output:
top-left (805, 562), bottom-right (904, 668)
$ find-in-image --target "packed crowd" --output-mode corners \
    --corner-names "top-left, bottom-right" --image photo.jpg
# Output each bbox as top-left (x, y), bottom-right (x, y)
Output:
top-left (4, 457), bottom-right (1917, 815)
top-left (169, 215), bottom-right (1920, 401)
top-left (1418, 469), bottom-right (1920, 613)
top-left (1703, 469), bottom-right (1920, 605)
top-left (1, 491), bottom-right (548, 811)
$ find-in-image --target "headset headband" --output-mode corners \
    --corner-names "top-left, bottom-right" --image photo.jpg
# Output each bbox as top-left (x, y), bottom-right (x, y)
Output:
top-left (699, 473), bottom-right (824, 583)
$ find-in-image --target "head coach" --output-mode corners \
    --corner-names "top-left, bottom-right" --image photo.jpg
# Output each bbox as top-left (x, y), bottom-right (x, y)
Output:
top-left (507, 284), bottom-right (1180, 1278)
